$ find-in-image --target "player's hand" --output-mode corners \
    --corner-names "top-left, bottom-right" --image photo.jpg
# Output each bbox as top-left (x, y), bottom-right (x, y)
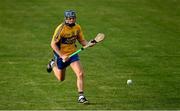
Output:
top-left (61, 55), bottom-right (69, 62)
top-left (89, 39), bottom-right (96, 47)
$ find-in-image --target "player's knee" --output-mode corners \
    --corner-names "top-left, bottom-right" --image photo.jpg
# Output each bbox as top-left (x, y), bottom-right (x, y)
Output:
top-left (57, 76), bottom-right (65, 82)
top-left (57, 77), bottom-right (65, 82)
top-left (77, 71), bottom-right (84, 79)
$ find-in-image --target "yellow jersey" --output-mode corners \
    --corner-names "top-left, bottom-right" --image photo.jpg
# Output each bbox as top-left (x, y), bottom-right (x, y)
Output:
top-left (52, 23), bottom-right (85, 56)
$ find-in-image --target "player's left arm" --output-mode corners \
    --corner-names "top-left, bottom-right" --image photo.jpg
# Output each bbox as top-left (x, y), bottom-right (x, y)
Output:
top-left (77, 25), bottom-right (94, 47)
top-left (79, 37), bottom-right (95, 47)
top-left (79, 40), bottom-right (88, 46)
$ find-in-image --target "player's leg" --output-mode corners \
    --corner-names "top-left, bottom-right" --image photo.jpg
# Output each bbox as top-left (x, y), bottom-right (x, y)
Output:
top-left (70, 60), bottom-right (88, 104)
top-left (70, 60), bottom-right (84, 92)
top-left (52, 66), bottom-right (66, 81)
top-left (47, 52), bottom-right (66, 81)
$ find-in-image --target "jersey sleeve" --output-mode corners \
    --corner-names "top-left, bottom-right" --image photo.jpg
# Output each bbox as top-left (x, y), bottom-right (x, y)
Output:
top-left (77, 25), bottom-right (85, 42)
top-left (52, 24), bottom-right (63, 42)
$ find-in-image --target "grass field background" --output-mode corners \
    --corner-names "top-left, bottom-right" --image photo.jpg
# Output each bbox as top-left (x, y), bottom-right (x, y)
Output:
top-left (0, 0), bottom-right (180, 110)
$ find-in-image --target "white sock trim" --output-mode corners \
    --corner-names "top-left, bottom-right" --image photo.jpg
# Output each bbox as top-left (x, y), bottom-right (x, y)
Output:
top-left (50, 61), bottom-right (55, 67)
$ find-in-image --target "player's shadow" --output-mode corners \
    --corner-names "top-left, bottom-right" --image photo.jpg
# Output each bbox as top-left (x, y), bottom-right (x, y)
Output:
top-left (83, 102), bottom-right (104, 105)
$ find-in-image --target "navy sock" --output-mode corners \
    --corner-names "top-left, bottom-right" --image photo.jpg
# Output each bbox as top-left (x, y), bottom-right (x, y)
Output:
top-left (79, 91), bottom-right (84, 96)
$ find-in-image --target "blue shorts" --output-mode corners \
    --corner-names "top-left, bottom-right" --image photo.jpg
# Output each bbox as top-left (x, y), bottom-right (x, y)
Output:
top-left (54, 52), bottom-right (79, 69)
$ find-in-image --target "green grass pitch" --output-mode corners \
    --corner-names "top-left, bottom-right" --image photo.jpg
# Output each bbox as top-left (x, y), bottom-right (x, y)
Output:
top-left (0, 0), bottom-right (180, 110)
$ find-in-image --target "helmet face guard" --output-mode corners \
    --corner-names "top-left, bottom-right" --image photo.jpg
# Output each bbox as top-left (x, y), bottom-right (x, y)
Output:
top-left (64, 10), bottom-right (76, 27)
top-left (64, 10), bottom-right (76, 18)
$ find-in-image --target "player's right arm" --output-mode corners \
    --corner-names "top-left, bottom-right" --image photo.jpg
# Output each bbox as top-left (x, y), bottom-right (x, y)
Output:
top-left (51, 24), bottom-right (63, 57)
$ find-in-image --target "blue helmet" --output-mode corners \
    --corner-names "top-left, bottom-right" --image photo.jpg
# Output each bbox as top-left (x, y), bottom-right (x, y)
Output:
top-left (64, 10), bottom-right (76, 18)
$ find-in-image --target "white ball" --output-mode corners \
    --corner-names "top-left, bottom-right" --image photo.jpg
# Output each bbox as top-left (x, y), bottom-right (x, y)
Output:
top-left (127, 79), bottom-right (132, 85)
